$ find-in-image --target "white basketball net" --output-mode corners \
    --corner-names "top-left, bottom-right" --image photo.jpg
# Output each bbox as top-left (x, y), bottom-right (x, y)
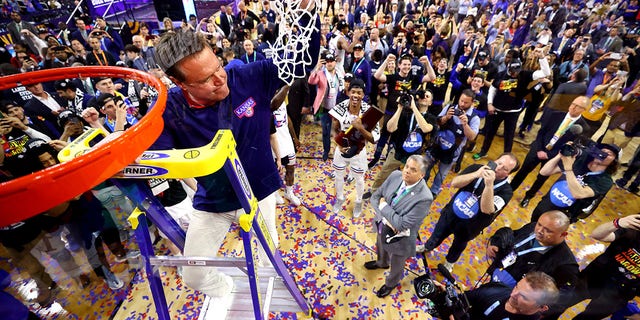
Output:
top-left (269, 0), bottom-right (320, 85)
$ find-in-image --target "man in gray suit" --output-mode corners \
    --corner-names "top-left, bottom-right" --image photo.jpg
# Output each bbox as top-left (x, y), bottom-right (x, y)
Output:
top-left (366, 154), bottom-right (432, 298)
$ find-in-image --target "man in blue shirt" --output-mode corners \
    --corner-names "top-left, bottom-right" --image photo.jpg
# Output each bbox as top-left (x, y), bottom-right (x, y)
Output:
top-left (151, 9), bottom-right (319, 303)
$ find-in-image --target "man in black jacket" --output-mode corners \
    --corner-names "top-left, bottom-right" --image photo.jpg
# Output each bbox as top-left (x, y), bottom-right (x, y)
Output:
top-left (473, 54), bottom-right (550, 159)
top-left (513, 96), bottom-right (589, 208)
top-left (487, 210), bottom-right (579, 317)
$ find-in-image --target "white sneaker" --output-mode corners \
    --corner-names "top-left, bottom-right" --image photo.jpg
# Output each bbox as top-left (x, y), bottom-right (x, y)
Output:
top-left (102, 266), bottom-right (124, 290)
top-left (201, 275), bottom-right (234, 320)
top-left (284, 191), bottom-right (301, 206)
top-left (443, 261), bottom-right (454, 273)
top-left (353, 201), bottom-right (363, 218)
top-left (275, 192), bottom-right (285, 205)
top-left (333, 197), bottom-right (344, 214)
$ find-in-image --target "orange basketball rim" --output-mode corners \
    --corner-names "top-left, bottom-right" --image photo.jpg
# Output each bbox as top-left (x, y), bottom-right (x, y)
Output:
top-left (0, 67), bottom-right (167, 227)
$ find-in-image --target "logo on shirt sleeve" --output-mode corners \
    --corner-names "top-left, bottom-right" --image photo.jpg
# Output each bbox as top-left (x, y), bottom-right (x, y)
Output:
top-left (234, 97), bottom-right (256, 118)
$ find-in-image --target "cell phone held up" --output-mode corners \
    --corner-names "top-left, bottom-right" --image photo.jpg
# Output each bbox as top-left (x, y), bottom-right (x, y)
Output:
top-left (487, 160), bottom-right (497, 171)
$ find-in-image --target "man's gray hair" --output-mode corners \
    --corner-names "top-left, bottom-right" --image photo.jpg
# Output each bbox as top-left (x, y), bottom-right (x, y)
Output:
top-left (407, 154), bottom-right (429, 175)
top-left (154, 31), bottom-right (209, 82)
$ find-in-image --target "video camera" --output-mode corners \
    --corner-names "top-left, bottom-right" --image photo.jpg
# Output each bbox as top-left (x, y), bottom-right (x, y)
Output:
top-left (398, 90), bottom-right (425, 108)
top-left (414, 257), bottom-right (470, 319)
top-left (560, 140), bottom-right (608, 160)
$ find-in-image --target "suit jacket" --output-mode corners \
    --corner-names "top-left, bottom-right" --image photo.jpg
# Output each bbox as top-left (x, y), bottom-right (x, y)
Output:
top-left (546, 81), bottom-right (587, 112)
top-left (24, 94), bottom-right (67, 131)
top-left (506, 222), bottom-right (579, 291)
top-left (596, 35), bottom-right (623, 53)
top-left (70, 28), bottom-right (90, 49)
top-left (371, 170), bottom-right (433, 257)
top-left (547, 8), bottom-right (567, 36)
top-left (550, 36), bottom-right (575, 60)
top-left (531, 110), bottom-right (589, 157)
top-left (7, 20), bottom-right (39, 54)
top-left (219, 13), bottom-right (234, 37)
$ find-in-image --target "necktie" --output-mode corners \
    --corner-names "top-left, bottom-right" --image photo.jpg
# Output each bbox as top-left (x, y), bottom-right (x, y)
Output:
top-left (558, 38), bottom-right (567, 53)
top-left (85, 78), bottom-right (95, 96)
top-left (604, 37), bottom-right (612, 49)
top-left (546, 117), bottom-right (572, 150)
top-left (392, 184), bottom-right (408, 205)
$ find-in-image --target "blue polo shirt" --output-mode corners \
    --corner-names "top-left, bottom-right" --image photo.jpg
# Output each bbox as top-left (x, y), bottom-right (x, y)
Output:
top-left (151, 61), bottom-right (283, 212)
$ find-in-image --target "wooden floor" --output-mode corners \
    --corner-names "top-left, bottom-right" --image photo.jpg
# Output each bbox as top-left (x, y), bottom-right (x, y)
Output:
top-left (2, 113), bottom-right (640, 320)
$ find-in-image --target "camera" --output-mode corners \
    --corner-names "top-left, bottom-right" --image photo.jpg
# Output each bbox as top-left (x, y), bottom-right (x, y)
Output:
top-left (398, 90), bottom-right (414, 108)
top-left (453, 106), bottom-right (464, 116)
top-left (560, 141), bottom-right (608, 160)
top-left (415, 276), bottom-right (438, 299)
top-left (487, 160), bottom-right (497, 171)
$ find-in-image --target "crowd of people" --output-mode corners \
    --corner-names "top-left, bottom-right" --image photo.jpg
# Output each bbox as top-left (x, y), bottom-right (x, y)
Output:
top-left (0, 0), bottom-right (640, 319)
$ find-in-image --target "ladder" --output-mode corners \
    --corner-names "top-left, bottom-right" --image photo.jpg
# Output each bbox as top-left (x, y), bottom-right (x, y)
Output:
top-left (63, 129), bottom-right (311, 320)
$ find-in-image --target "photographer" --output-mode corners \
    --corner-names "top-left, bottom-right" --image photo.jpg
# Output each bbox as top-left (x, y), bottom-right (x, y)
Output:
top-left (17, 51), bottom-right (40, 73)
top-left (462, 271), bottom-right (559, 320)
top-left (422, 152), bottom-right (517, 272)
top-left (530, 142), bottom-right (618, 223)
top-left (423, 89), bottom-right (479, 196)
top-left (370, 52), bottom-right (436, 167)
top-left (364, 90), bottom-right (436, 199)
top-left (552, 213), bottom-right (640, 319)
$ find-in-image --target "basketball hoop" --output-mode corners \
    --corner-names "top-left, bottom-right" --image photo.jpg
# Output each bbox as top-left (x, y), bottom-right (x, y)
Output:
top-left (269, 0), bottom-right (320, 85)
top-left (0, 67), bottom-right (167, 227)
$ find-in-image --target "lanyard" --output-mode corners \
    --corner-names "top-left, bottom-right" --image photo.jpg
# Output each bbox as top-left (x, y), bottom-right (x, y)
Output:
top-left (245, 51), bottom-right (256, 63)
top-left (471, 177), bottom-right (509, 194)
top-left (352, 58), bottom-right (364, 74)
top-left (93, 50), bottom-right (107, 66)
top-left (325, 69), bottom-right (338, 89)
top-left (514, 234), bottom-right (549, 256)
top-left (407, 113), bottom-right (416, 132)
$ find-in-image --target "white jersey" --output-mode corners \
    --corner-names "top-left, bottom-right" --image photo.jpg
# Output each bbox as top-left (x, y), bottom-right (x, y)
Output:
top-left (328, 31), bottom-right (347, 73)
top-left (329, 99), bottom-right (380, 142)
top-left (273, 102), bottom-right (296, 158)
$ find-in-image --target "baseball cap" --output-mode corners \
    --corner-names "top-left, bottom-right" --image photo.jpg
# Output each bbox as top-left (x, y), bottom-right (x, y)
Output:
top-left (54, 79), bottom-right (73, 91)
top-left (348, 78), bottom-right (365, 91)
top-left (24, 138), bottom-right (48, 154)
top-left (57, 110), bottom-right (82, 128)
top-left (97, 92), bottom-right (118, 107)
top-left (324, 52), bottom-right (336, 61)
top-left (477, 51), bottom-right (488, 60)
top-left (344, 73), bottom-right (354, 81)
top-left (353, 43), bottom-right (364, 50)
top-left (508, 60), bottom-right (522, 72)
